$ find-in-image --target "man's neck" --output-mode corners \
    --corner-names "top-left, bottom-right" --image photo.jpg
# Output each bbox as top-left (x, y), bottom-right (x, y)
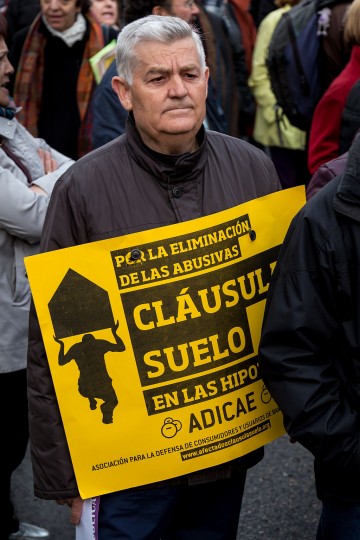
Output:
top-left (139, 130), bottom-right (200, 156)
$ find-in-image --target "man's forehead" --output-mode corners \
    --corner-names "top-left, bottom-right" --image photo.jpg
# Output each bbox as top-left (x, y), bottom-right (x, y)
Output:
top-left (134, 39), bottom-right (201, 71)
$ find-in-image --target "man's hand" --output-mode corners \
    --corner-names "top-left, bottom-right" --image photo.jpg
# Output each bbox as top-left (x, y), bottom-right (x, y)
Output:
top-left (56, 497), bottom-right (83, 525)
top-left (38, 147), bottom-right (58, 174)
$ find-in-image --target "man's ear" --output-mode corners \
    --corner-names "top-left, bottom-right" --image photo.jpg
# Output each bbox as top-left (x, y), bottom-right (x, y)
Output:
top-left (111, 76), bottom-right (133, 111)
top-left (152, 5), bottom-right (169, 16)
top-left (205, 66), bottom-right (209, 98)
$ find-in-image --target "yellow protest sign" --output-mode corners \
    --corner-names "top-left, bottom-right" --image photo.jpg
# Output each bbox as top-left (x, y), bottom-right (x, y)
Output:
top-left (25, 186), bottom-right (305, 499)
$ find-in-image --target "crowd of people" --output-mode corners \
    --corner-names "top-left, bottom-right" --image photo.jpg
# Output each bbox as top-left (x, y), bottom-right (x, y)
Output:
top-left (2, 0), bottom-right (360, 539)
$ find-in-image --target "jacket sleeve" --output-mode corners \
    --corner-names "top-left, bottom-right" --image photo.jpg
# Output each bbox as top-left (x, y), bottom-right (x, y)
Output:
top-left (248, 12), bottom-right (278, 125)
top-left (0, 126), bottom-right (73, 242)
top-left (0, 168), bottom-right (54, 242)
top-left (258, 208), bottom-right (360, 471)
top-left (307, 89), bottom-right (344, 174)
top-left (28, 301), bottom-right (79, 500)
top-left (306, 163), bottom-right (337, 200)
top-left (92, 60), bottom-right (128, 149)
top-left (27, 174), bottom-right (88, 500)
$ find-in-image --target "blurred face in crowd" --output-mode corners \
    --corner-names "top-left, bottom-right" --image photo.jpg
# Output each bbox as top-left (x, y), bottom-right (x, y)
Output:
top-left (112, 37), bottom-right (209, 155)
top-left (91, 0), bottom-right (118, 26)
top-left (154, 0), bottom-right (199, 23)
top-left (0, 38), bottom-right (14, 108)
top-left (40, 0), bottom-right (81, 32)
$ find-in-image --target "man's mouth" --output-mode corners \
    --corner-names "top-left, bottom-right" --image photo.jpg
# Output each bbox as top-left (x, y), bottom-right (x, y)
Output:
top-left (165, 106), bottom-right (192, 113)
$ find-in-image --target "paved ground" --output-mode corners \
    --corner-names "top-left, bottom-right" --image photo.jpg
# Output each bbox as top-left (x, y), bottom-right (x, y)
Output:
top-left (12, 434), bottom-right (321, 540)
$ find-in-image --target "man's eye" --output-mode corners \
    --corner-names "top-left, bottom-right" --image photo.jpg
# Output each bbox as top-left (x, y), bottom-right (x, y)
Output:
top-left (151, 76), bottom-right (165, 83)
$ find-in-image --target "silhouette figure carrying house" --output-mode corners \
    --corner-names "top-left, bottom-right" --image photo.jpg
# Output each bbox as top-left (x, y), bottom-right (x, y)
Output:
top-left (54, 321), bottom-right (125, 424)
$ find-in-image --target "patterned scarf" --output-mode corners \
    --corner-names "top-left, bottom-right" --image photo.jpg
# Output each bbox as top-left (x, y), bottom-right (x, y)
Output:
top-left (14, 13), bottom-right (105, 157)
top-left (0, 105), bottom-right (16, 119)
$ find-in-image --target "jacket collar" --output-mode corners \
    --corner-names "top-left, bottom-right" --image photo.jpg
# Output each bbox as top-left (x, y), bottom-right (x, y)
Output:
top-left (124, 113), bottom-right (209, 185)
top-left (0, 114), bottom-right (19, 140)
top-left (334, 134), bottom-right (360, 221)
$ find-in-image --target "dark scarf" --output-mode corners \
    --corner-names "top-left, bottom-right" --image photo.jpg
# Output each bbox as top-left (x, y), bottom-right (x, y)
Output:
top-left (0, 97), bottom-right (16, 119)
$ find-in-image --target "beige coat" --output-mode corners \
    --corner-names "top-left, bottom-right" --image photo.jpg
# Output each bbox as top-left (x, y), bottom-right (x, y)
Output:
top-left (248, 6), bottom-right (306, 149)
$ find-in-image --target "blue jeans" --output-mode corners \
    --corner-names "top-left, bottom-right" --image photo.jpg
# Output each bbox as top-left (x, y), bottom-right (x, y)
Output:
top-left (317, 500), bottom-right (360, 540)
top-left (98, 471), bottom-right (246, 540)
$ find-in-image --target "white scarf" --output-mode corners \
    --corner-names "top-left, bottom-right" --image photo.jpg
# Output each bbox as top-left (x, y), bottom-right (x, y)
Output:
top-left (42, 12), bottom-right (87, 48)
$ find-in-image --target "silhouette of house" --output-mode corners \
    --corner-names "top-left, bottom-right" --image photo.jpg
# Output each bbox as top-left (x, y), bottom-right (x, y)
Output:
top-left (49, 269), bottom-right (113, 338)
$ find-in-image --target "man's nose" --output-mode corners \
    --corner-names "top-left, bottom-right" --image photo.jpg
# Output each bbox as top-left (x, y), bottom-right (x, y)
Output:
top-left (168, 75), bottom-right (188, 97)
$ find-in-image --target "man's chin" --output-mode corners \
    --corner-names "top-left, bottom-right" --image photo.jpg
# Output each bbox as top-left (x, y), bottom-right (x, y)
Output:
top-left (160, 120), bottom-right (201, 136)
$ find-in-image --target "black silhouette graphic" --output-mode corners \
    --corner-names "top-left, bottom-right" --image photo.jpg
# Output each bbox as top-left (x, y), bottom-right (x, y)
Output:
top-left (54, 321), bottom-right (125, 424)
top-left (49, 269), bottom-right (114, 338)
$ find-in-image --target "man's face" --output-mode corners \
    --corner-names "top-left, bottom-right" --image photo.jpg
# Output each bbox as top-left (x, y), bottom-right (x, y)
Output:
top-left (112, 37), bottom-right (209, 154)
top-left (0, 38), bottom-right (14, 108)
top-left (40, 0), bottom-right (81, 32)
top-left (157, 0), bottom-right (200, 23)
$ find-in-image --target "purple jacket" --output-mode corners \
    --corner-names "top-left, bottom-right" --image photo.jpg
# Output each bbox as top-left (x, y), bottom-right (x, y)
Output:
top-left (306, 152), bottom-right (348, 200)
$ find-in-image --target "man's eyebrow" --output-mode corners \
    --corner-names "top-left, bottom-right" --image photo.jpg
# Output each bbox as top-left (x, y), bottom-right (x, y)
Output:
top-left (146, 67), bottom-right (171, 76)
top-left (145, 64), bottom-right (200, 76)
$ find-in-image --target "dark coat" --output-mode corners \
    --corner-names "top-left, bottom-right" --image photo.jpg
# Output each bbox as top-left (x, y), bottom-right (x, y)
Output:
top-left (340, 80), bottom-right (360, 156)
top-left (259, 136), bottom-right (360, 503)
top-left (27, 116), bottom-right (280, 499)
top-left (5, 0), bottom-right (40, 47)
top-left (92, 60), bottom-right (128, 149)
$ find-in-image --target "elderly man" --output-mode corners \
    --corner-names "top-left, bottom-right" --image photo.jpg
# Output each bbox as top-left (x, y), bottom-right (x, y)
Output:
top-left (27, 15), bottom-right (280, 540)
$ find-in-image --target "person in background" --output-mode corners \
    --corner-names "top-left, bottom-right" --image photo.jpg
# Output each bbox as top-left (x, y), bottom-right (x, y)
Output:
top-left (227, 0), bottom-right (257, 75)
top-left (193, 1), bottom-right (241, 137)
top-left (259, 130), bottom-right (360, 540)
top-left (202, 0), bottom-right (256, 140)
top-left (8, 0), bottom-right (117, 160)
top-left (307, 0), bottom-right (359, 175)
top-left (249, 0), bottom-right (276, 27)
top-left (0, 13), bottom-right (74, 540)
top-left (248, 0), bottom-right (308, 188)
top-left (319, 2), bottom-right (351, 93)
top-left (90, 0), bottom-right (121, 29)
top-left (27, 14), bottom-right (280, 539)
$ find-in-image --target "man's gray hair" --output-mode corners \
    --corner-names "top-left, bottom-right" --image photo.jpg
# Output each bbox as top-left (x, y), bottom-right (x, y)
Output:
top-left (115, 15), bottom-right (206, 85)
